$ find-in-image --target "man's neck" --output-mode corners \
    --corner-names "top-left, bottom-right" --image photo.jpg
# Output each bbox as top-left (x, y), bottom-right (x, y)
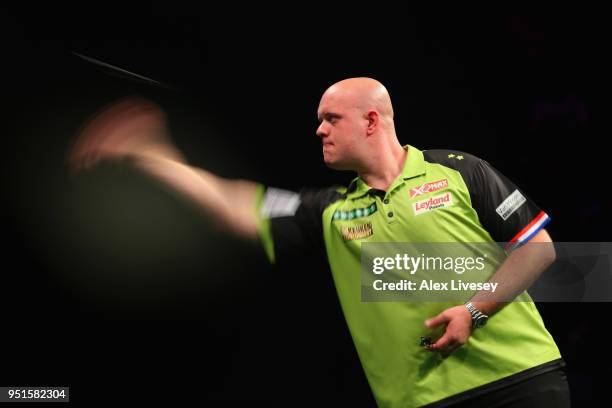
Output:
top-left (359, 143), bottom-right (408, 192)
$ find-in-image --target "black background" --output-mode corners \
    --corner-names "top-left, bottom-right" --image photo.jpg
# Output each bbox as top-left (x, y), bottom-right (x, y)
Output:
top-left (2, 9), bottom-right (610, 407)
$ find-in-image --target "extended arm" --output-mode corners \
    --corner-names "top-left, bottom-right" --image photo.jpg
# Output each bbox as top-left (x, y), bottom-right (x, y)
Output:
top-left (68, 97), bottom-right (260, 240)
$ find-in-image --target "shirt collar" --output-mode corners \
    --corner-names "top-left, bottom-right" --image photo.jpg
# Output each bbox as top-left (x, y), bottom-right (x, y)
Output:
top-left (346, 145), bottom-right (427, 200)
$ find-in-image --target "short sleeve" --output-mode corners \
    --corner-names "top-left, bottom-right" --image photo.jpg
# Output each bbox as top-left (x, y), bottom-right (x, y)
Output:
top-left (468, 160), bottom-right (551, 252)
top-left (253, 184), bottom-right (343, 264)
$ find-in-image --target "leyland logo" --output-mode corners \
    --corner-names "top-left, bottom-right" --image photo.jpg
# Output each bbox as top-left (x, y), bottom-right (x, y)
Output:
top-left (413, 192), bottom-right (453, 215)
top-left (409, 179), bottom-right (448, 198)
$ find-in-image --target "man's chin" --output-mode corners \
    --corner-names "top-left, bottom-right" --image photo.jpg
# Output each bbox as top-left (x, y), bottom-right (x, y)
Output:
top-left (324, 156), bottom-right (349, 171)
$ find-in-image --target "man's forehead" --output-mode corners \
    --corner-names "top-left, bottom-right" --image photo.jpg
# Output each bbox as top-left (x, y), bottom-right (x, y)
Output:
top-left (318, 91), bottom-right (346, 116)
top-left (317, 105), bottom-right (342, 119)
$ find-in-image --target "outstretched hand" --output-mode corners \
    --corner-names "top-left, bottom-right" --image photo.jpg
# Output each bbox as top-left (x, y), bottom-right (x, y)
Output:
top-left (67, 97), bottom-right (180, 174)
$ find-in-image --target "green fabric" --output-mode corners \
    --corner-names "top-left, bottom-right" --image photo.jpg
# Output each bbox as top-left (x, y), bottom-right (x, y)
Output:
top-left (254, 184), bottom-right (275, 264)
top-left (256, 145), bottom-right (561, 407)
top-left (321, 146), bottom-right (560, 407)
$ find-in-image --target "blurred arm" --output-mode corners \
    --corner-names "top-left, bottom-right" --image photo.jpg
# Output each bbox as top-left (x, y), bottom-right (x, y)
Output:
top-left (68, 97), bottom-right (260, 240)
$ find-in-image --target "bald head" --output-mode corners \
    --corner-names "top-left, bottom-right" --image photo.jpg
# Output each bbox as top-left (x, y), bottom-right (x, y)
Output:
top-left (322, 77), bottom-right (394, 121)
top-left (316, 77), bottom-right (401, 172)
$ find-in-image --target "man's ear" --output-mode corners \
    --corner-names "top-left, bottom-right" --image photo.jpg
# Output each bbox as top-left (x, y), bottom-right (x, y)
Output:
top-left (366, 110), bottom-right (379, 135)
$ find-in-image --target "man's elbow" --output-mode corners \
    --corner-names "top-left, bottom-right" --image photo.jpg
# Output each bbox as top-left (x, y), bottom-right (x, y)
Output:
top-left (531, 228), bottom-right (556, 267)
top-left (544, 242), bottom-right (556, 267)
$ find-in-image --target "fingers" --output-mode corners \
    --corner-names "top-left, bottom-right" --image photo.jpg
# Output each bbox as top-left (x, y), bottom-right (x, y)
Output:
top-left (67, 96), bottom-right (167, 174)
top-left (425, 332), bottom-right (465, 355)
top-left (426, 333), bottom-right (451, 352)
top-left (425, 313), bottom-right (448, 329)
top-left (68, 98), bottom-right (132, 169)
top-left (80, 98), bottom-right (154, 166)
top-left (424, 307), bottom-right (471, 355)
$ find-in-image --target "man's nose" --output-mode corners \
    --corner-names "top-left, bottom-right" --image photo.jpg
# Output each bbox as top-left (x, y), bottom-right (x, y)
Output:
top-left (316, 122), bottom-right (328, 138)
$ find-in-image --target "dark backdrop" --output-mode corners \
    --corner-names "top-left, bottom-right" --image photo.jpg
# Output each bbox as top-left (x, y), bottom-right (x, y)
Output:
top-left (2, 10), bottom-right (610, 407)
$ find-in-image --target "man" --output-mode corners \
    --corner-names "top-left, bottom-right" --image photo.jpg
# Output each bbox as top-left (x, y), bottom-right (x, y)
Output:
top-left (68, 78), bottom-right (570, 407)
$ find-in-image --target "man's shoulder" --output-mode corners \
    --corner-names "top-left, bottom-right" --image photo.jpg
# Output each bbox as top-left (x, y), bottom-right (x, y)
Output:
top-left (299, 184), bottom-right (347, 212)
top-left (423, 148), bottom-right (483, 165)
top-left (300, 184), bottom-right (348, 196)
top-left (422, 148), bottom-right (485, 174)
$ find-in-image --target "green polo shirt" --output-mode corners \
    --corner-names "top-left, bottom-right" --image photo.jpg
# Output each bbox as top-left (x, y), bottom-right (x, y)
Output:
top-left (254, 145), bottom-right (561, 407)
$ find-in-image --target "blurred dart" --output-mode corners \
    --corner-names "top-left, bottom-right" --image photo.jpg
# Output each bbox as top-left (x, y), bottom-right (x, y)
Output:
top-left (72, 52), bottom-right (179, 91)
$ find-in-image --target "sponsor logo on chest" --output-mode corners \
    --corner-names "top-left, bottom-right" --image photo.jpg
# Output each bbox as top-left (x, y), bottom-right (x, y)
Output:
top-left (341, 222), bottom-right (374, 241)
top-left (409, 179), bottom-right (449, 198)
top-left (413, 192), bottom-right (454, 216)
